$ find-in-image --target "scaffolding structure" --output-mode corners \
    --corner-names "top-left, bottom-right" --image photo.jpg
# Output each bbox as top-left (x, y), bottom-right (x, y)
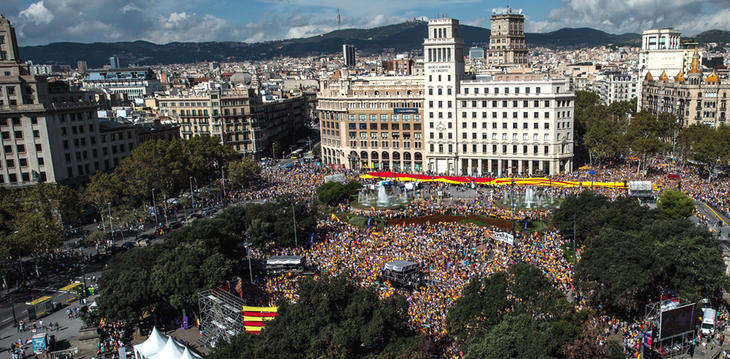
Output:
top-left (198, 288), bottom-right (245, 348)
top-left (643, 297), bottom-right (696, 357)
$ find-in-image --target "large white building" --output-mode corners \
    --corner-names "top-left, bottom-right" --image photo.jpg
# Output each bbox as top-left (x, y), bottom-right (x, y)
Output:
top-left (423, 18), bottom-right (573, 175)
top-left (637, 28), bottom-right (700, 109)
top-left (597, 72), bottom-right (638, 105)
top-left (319, 16), bottom-right (574, 176)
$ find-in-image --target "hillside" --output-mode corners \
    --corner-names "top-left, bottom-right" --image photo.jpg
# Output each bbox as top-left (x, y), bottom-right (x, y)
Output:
top-left (693, 30), bottom-right (730, 44)
top-left (18, 21), bottom-right (640, 67)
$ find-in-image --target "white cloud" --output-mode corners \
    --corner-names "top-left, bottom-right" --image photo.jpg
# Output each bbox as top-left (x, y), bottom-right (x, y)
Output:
top-left (19, 1), bottom-right (53, 25)
top-left (526, 0), bottom-right (730, 35)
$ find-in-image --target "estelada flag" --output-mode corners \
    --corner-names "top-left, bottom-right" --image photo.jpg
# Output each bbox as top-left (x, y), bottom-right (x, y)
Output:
top-left (243, 306), bottom-right (278, 334)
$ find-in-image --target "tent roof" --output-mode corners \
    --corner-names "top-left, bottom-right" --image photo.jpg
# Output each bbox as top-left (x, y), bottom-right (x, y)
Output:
top-left (133, 326), bottom-right (168, 357)
top-left (180, 348), bottom-right (203, 359)
top-left (149, 337), bottom-right (184, 359)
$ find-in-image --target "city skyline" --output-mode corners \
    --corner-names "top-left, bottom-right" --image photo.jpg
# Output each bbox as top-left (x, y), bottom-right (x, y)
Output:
top-left (0, 0), bottom-right (728, 46)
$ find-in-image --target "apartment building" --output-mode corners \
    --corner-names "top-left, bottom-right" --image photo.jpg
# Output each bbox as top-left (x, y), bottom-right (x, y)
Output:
top-left (158, 89), bottom-right (308, 158)
top-left (597, 72), bottom-right (638, 105)
top-left (642, 51), bottom-right (728, 128)
top-left (318, 72), bottom-right (425, 172)
top-left (486, 8), bottom-right (528, 66)
top-left (83, 67), bottom-right (163, 101)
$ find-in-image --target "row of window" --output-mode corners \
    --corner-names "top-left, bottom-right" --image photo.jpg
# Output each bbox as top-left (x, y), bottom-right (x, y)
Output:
top-left (0, 156), bottom-right (43, 169)
top-left (2, 143), bottom-right (42, 154)
top-left (346, 114), bottom-right (423, 122)
top-left (461, 86), bottom-right (543, 96)
top-left (345, 123), bottom-right (422, 131)
top-left (0, 171), bottom-right (47, 184)
top-left (348, 132), bottom-right (422, 140)
top-left (429, 132), bottom-right (568, 141)
top-left (348, 140), bottom-right (423, 150)
top-left (429, 143), bottom-right (560, 155)
top-left (430, 111), bottom-right (555, 120)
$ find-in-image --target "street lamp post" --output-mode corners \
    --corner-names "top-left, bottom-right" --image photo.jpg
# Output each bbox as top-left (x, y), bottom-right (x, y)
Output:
top-left (292, 204), bottom-right (298, 247)
top-left (107, 202), bottom-right (114, 243)
top-left (152, 189), bottom-right (159, 225)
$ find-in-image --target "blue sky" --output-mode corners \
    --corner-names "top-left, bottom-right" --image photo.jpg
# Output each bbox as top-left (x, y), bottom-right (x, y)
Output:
top-left (2, 0), bottom-right (729, 45)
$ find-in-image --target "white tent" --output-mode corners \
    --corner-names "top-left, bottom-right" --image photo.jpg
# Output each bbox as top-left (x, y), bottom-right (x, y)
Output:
top-left (148, 337), bottom-right (184, 359)
top-left (180, 348), bottom-right (203, 359)
top-left (134, 327), bottom-right (168, 359)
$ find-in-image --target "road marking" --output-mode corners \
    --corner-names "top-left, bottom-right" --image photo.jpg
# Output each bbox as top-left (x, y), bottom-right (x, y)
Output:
top-left (705, 203), bottom-right (727, 226)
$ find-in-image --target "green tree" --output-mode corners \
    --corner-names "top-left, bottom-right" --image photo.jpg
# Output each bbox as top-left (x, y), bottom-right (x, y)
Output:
top-left (627, 111), bottom-right (676, 170)
top-left (228, 157), bottom-right (261, 186)
top-left (464, 314), bottom-right (554, 359)
top-left (84, 172), bottom-right (122, 227)
top-left (208, 274), bottom-right (433, 359)
top-left (97, 246), bottom-right (162, 322)
top-left (316, 182), bottom-right (348, 206)
top-left (678, 124), bottom-right (730, 180)
top-left (657, 189), bottom-right (695, 220)
top-left (448, 264), bottom-right (578, 356)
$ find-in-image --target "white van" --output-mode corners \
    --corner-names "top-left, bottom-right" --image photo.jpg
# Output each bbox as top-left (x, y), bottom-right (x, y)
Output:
top-left (701, 308), bottom-right (716, 336)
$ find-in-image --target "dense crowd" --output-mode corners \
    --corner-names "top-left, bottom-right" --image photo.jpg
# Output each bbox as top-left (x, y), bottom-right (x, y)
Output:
top-left (236, 158), bottom-right (729, 358)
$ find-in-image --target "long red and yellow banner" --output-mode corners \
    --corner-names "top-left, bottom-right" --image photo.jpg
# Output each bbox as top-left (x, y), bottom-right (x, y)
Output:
top-left (243, 306), bottom-right (278, 334)
top-left (360, 172), bottom-right (628, 189)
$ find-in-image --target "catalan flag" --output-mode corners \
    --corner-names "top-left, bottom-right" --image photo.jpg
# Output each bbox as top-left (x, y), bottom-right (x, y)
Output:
top-left (243, 306), bottom-right (278, 334)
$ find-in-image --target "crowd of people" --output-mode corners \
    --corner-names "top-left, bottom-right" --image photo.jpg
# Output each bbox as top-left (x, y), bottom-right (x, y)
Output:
top-left (93, 320), bottom-right (128, 359)
top-left (227, 156), bottom-right (730, 358)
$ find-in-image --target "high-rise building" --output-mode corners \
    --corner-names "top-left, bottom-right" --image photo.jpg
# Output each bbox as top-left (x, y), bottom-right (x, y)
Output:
top-left (0, 16), bottom-right (139, 186)
top-left (109, 55), bottom-right (120, 69)
top-left (342, 44), bottom-right (356, 67)
top-left (486, 8), bottom-right (528, 66)
top-left (423, 18), bottom-right (464, 174)
top-left (77, 60), bottom-right (88, 74)
top-left (319, 17), bottom-right (574, 176)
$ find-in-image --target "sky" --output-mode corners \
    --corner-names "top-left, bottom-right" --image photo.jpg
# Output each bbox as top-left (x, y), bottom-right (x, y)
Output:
top-left (1, 0), bottom-right (730, 46)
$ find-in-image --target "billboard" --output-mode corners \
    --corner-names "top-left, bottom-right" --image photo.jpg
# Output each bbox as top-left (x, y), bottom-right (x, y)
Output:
top-left (660, 303), bottom-right (695, 339)
top-left (394, 108), bottom-right (418, 114)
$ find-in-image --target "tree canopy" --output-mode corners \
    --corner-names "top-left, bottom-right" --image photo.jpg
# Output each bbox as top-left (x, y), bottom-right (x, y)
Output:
top-left (316, 181), bottom-right (362, 206)
top-left (447, 264), bottom-right (579, 358)
top-left (85, 136), bottom-right (238, 208)
top-left (657, 189), bottom-right (695, 220)
top-left (554, 193), bottom-right (729, 317)
top-left (208, 274), bottom-right (434, 359)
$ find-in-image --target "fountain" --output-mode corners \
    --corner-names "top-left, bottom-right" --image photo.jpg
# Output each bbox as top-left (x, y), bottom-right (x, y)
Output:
top-left (500, 186), bottom-right (556, 210)
top-left (357, 181), bottom-right (413, 208)
top-left (524, 187), bottom-right (534, 209)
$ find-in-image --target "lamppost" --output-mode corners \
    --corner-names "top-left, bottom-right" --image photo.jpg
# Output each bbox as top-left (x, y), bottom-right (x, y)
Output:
top-left (292, 203), bottom-right (298, 247)
top-left (107, 202), bottom-right (114, 243)
top-left (152, 188), bottom-right (159, 225)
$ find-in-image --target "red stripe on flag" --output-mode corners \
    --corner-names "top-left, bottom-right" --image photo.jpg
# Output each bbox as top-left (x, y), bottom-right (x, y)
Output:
top-left (243, 311), bottom-right (278, 317)
top-left (244, 321), bottom-right (264, 326)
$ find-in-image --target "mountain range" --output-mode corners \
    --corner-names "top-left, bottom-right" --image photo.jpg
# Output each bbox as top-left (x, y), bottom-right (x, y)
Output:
top-left (16, 21), bottom-right (723, 68)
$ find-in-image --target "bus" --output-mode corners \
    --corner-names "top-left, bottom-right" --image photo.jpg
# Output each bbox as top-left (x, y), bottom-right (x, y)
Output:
top-left (26, 296), bottom-right (54, 320)
top-left (59, 282), bottom-right (83, 303)
top-left (266, 256), bottom-right (307, 276)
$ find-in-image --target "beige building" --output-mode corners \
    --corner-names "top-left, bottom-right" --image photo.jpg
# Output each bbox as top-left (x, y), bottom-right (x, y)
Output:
top-left (0, 15), bottom-right (137, 186)
top-left (318, 71), bottom-right (425, 171)
top-left (642, 52), bottom-right (728, 128)
top-left (158, 89), bottom-right (308, 158)
top-left (319, 17), bottom-right (575, 176)
top-left (486, 8), bottom-right (528, 66)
